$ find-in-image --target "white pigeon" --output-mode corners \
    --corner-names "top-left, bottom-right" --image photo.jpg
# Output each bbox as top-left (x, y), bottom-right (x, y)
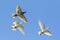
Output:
top-left (38, 20), bottom-right (52, 36)
top-left (12, 21), bottom-right (25, 35)
top-left (12, 5), bottom-right (28, 23)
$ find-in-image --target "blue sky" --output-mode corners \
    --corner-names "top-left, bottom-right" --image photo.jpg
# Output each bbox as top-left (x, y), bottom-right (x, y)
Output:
top-left (0, 0), bottom-right (60, 40)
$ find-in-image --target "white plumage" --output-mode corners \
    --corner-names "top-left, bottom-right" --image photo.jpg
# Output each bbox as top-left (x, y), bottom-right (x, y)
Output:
top-left (38, 20), bottom-right (52, 36)
top-left (12, 21), bottom-right (25, 35)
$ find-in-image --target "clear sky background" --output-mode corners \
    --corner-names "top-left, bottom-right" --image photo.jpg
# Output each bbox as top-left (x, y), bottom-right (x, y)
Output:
top-left (0, 0), bottom-right (60, 40)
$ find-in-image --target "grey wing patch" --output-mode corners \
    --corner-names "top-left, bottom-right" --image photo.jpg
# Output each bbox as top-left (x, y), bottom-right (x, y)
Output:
top-left (19, 15), bottom-right (28, 23)
top-left (16, 5), bottom-right (22, 15)
top-left (39, 20), bottom-right (45, 32)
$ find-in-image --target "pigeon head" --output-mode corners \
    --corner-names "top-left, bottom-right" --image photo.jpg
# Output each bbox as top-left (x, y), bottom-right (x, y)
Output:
top-left (12, 13), bottom-right (18, 18)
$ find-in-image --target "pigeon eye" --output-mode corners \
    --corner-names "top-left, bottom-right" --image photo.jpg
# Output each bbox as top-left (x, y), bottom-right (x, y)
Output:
top-left (14, 14), bottom-right (17, 16)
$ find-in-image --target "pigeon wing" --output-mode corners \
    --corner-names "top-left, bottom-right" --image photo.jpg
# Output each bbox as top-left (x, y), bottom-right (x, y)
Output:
top-left (44, 30), bottom-right (52, 36)
top-left (18, 24), bottom-right (25, 35)
top-left (39, 20), bottom-right (45, 32)
top-left (16, 5), bottom-right (22, 15)
top-left (19, 15), bottom-right (28, 23)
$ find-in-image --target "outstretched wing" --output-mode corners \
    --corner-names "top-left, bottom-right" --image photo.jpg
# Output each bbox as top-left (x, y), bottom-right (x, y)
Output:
top-left (18, 24), bottom-right (25, 35)
top-left (38, 20), bottom-right (45, 32)
top-left (19, 15), bottom-right (28, 23)
top-left (16, 5), bottom-right (22, 15)
top-left (44, 30), bottom-right (52, 36)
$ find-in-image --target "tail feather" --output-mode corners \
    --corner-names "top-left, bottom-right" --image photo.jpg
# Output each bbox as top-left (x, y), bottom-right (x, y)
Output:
top-left (21, 12), bottom-right (26, 15)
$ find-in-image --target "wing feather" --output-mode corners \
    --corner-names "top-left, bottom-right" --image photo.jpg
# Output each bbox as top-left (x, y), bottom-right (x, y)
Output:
top-left (18, 24), bottom-right (25, 35)
top-left (19, 15), bottom-right (28, 23)
top-left (39, 20), bottom-right (45, 32)
top-left (16, 5), bottom-right (22, 12)
top-left (16, 5), bottom-right (22, 15)
top-left (44, 30), bottom-right (52, 36)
